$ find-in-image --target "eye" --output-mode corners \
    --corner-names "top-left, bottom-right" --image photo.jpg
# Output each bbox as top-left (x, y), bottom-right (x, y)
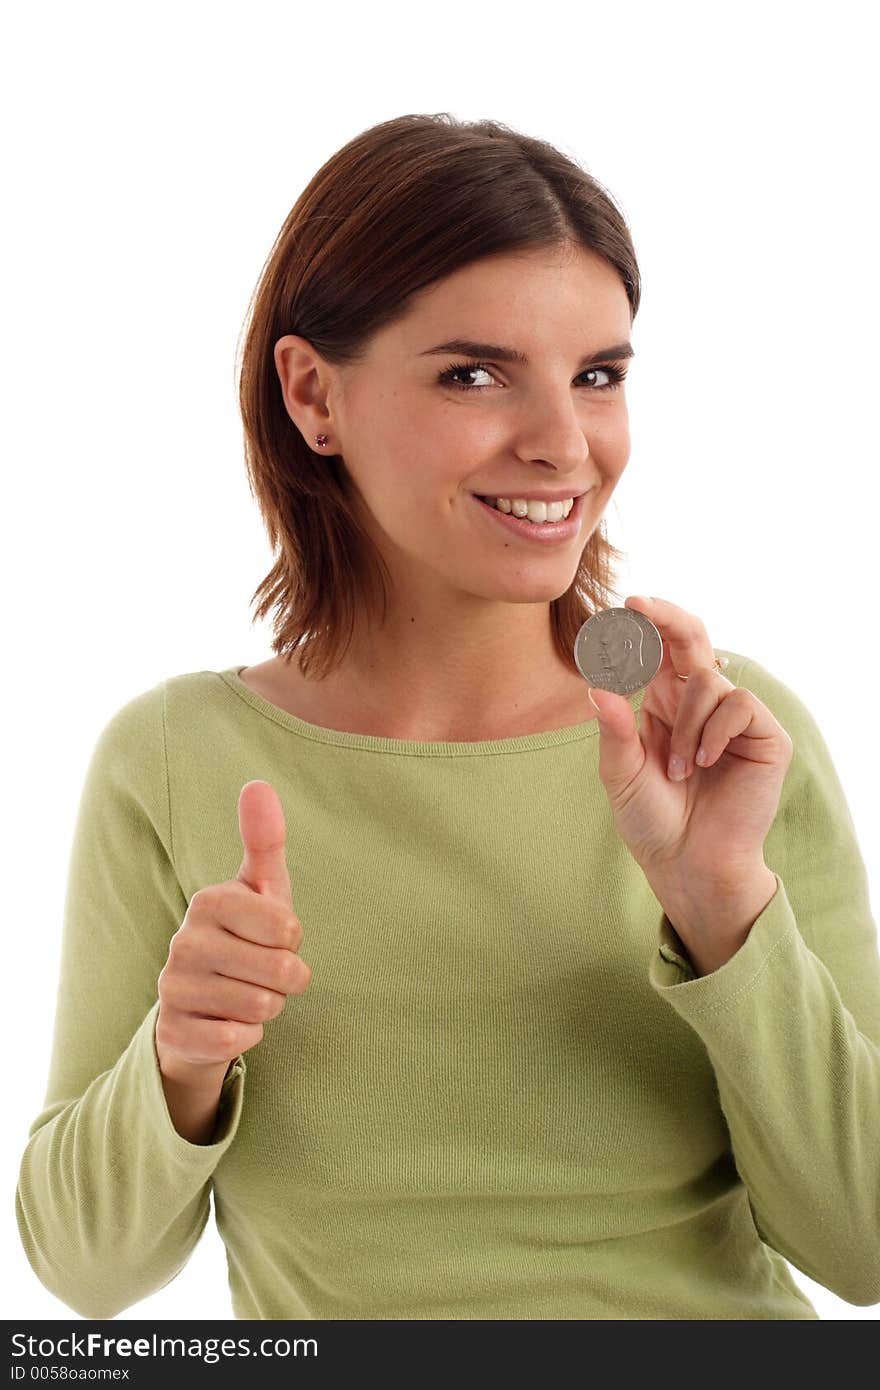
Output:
top-left (437, 359), bottom-right (628, 392)
top-left (438, 361), bottom-right (495, 389)
top-left (581, 366), bottom-right (627, 391)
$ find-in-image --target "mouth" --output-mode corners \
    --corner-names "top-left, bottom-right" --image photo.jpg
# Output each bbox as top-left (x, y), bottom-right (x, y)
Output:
top-left (471, 491), bottom-right (587, 541)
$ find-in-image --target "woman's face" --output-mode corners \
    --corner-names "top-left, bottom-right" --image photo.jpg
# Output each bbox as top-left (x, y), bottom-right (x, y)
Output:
top-left (281, 243), bottom-right (633, 612)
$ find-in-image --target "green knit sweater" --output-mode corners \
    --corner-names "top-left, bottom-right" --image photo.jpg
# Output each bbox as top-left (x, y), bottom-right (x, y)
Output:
top-left (15, 653), bottom-right (880, 1319)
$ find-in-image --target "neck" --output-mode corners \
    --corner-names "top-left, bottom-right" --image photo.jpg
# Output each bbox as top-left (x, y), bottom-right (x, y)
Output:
top-left (295, 596), bottom-right (588, 741)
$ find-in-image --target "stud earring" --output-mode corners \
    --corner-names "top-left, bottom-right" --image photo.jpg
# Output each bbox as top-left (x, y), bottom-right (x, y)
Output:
top-left (315, 434), bottom-right (328, 447)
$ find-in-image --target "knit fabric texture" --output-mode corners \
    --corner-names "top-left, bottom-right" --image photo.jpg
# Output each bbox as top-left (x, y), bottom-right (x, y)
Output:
top-left (15, 652), bottom-right (880, 1319)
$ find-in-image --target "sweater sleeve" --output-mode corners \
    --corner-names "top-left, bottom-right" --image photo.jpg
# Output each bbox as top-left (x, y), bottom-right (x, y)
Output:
top-left (647, 654), bottom-right (880, 1308)
top-left (14, 681), bottom-right (247, 1320)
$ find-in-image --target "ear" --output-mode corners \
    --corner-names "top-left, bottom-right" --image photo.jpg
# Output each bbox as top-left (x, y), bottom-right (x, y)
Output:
top-left (273, 333), bottom-right (337, 444)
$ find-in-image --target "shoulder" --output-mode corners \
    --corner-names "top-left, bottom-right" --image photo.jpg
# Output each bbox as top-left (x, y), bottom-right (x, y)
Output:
top-left (88, 677), bottom-right (166, 770)
top-left (89, 668), bottom-right (226, 775)
top-left (716, 648), bottom-right (825, 751)
top-left (717, 647), bottom-right (853, 831)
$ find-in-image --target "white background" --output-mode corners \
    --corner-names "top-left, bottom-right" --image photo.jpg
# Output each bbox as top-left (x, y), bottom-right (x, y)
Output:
top-left (3, 0), bottom-right (878, 1322)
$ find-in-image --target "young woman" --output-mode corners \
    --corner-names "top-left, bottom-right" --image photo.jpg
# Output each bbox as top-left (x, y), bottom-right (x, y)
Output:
top-left (16, 113), bottom-right (880, 1321)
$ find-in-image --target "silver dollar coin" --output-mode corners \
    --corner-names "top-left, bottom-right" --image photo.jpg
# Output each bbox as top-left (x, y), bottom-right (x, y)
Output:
top-left (573, 606), bottom-right (664, 696)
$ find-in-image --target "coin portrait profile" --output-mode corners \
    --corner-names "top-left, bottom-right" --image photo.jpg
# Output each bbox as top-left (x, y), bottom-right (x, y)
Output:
top-left (573, 607), bottom-right (664, 696)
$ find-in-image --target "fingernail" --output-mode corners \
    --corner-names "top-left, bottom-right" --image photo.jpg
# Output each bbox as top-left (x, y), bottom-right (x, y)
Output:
top-left (668, 754), bottom-right (686, 781)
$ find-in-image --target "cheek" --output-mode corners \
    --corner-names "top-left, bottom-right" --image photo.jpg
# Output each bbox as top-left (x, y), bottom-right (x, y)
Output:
top-left (592, 418), bottom-right (631, 475)
top-left (354, 458), bottom-right (447, 538)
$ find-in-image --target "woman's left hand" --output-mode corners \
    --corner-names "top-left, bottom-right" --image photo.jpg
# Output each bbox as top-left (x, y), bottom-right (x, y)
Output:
top-left (588, 596), bottom-right (794, 906)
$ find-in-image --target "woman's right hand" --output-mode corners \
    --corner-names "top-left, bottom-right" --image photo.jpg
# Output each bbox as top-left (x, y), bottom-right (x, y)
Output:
top-left (156, 780), bottom-right (312, 1087)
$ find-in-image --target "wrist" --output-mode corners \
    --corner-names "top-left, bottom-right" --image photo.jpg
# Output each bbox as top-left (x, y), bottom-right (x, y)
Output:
top-left (158, 1047), bottom-right (233, 1091)
top-left (655, 864), bottom-right (778, 977)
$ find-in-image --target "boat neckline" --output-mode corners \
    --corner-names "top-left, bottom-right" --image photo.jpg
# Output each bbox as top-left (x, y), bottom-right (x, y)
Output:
top-left (216, 665), bottom-right (648, 757)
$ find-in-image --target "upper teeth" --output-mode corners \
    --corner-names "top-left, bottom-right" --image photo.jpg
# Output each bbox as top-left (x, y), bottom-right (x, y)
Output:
top-left (486, 497), bottom-right (574, 522)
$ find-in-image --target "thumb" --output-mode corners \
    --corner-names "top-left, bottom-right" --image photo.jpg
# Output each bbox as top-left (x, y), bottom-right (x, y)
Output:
top-left (588, 686), bottom-right (645, 793)
top-left (236, 780), bottom-right (293, 906)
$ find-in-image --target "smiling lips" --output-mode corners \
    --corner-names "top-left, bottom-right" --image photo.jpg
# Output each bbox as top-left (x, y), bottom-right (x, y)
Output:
top-left (473, 491), bottom-right (585, 540)
top-left (480, 496), bottom-right (575, 523)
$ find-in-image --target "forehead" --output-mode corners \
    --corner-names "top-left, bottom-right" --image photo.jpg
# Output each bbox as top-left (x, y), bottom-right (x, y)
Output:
top-left (386, 245), bottom-right (631, 350)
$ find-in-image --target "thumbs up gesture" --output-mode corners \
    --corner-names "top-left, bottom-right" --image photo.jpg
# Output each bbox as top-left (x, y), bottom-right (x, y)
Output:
top-left (156, 781), bottom-right (312, 1085)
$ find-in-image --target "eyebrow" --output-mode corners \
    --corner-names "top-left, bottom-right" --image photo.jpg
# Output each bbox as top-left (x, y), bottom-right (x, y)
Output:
top-left (418, 338), bottom-right (635, 367)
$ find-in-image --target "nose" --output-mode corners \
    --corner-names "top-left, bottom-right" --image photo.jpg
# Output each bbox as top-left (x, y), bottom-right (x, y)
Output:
top-left (517, 395), bottom-right (591, 475)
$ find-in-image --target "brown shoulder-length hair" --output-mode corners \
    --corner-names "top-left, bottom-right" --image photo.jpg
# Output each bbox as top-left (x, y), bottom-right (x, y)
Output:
top-left (236, 112), bottom-right (641, 680)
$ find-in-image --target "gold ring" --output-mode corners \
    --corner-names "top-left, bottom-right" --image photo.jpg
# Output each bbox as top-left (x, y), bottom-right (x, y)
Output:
top-left (676, 655), bottom-right (729, 682)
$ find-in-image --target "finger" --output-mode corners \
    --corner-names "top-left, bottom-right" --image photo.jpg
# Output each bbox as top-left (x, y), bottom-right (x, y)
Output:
top-left (207, 922), bottom-right (307, 995)
top-left (163, 967), bottom-right (289, 1025)
top-left (692, 687), bottom-right (792, 770)
top-left (624, 595), bottom-right (717, 680)
top-left (666, 667), bottom-right (735, 779)
top-left (195, 880), bottom-right (302, 950)
top-left (237, 780), bottom-right (294, 907)
top-left (587, 685), bottom-right (646, 794)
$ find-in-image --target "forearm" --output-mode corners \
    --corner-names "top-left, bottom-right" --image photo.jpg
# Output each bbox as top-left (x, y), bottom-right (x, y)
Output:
top-left (648, 870), bottom-right (880, 1304)
top-left (16, 1008), bottom-right (237, 1319)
